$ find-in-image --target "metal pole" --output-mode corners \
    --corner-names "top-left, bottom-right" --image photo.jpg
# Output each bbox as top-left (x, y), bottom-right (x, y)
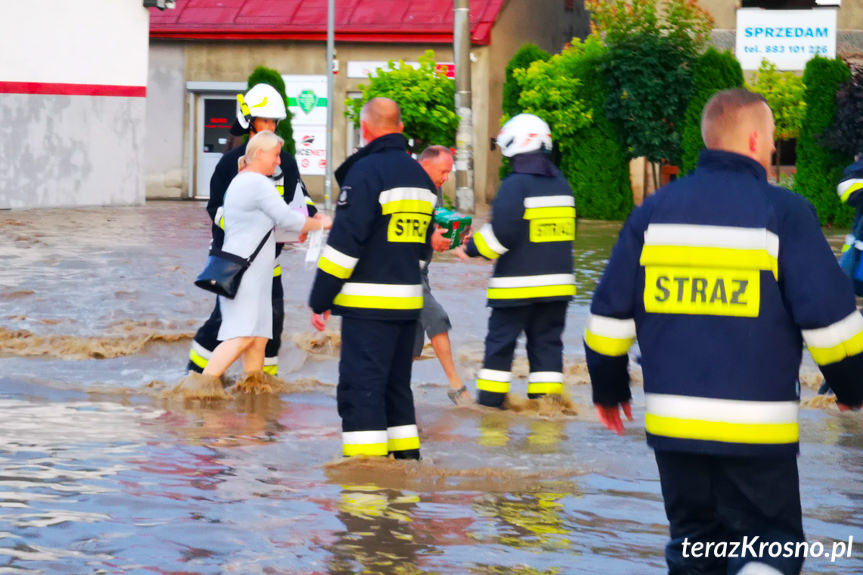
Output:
top-left (324, 0), bottom-right (335, 210)
top-left (453, 0), bottom-right (474, 212)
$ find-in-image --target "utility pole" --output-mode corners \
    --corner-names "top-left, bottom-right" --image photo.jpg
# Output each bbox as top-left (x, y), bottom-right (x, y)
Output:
top-left (324, 0), bottom-right (335, 210)
top-left (453, 0), bottom-right (474, 212)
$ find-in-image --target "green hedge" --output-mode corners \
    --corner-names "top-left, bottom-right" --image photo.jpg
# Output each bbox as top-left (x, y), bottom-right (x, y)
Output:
top-left (795, 57), bottom-right (852, 226)
top-left (680, 49), bottom-right (744, 175)
top-left (248, 66), bottom-right (295, 155)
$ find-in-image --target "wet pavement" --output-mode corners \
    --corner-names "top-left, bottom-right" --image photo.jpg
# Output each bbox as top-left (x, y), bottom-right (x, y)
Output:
top-left (0, 201), bottom-right (861, 574)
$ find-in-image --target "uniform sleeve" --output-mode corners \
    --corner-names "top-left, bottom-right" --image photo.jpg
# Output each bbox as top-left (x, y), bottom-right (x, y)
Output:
top-left (308, 166), bottom-right (379, 314)
top-left (255, 177), bottom-right (306, 232)
top-left (779, 198), bottom-right (863, 407)
top-left (464, 181), bottom-right (524, 259)
top-left (282, 154), bottom-right (318, 217)
top-left (837, 163), bottom-right (863, 208)
top-left (584, 207), bottom-right (647, 406)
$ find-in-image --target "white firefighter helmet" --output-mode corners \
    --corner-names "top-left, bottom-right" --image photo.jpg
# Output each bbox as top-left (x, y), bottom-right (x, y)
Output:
top-left (497, 113), bottom-right (552, 158)
top-left (235, 83), bottom-right (287, 130)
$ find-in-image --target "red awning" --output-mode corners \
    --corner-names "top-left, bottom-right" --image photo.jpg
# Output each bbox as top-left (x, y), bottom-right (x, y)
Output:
top-left (150, 0), bottom-right (505, 45)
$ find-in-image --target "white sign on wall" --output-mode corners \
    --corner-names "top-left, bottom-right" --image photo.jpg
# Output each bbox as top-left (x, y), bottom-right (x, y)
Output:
top-left (282, 75), bottom-right (328, 175)
top-left (736, 9), bottom-right (837, 70)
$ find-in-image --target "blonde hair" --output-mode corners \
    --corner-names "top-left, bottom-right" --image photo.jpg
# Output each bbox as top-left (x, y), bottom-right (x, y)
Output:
top-left (243, 130), bottom-right (284, 167)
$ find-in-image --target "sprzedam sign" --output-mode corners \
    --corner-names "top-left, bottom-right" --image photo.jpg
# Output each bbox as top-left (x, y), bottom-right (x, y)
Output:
top-left (736, 8), bottom-right (837, 70)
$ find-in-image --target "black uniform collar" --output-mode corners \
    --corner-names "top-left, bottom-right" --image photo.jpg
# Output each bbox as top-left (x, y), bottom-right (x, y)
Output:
top-left (696, 149), bottom-right (767, 181)
top-left (335, 133), bottom-right (409, 186)
top-left (510, 152), bottom-right (561, 177)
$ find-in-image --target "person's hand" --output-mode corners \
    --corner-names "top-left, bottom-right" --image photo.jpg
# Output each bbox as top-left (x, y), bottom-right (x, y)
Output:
top-left (431, 227), bottom-right (451, 252)
top-left (595, 402), bottom-right (633, 435)
top-left (311, 310), bottom-right (330, 331)
top-left (452, 245), bottom-right (470, 262)
top-left (315, 212), bottom-right (333, 230)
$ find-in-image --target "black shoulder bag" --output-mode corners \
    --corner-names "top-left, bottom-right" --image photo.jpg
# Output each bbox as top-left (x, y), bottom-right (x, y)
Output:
top-left (194, 229), bottom-right (272, 299)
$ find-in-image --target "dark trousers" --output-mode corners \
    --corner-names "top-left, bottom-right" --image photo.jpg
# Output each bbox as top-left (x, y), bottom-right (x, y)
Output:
top-left (478, 301), bottom-right (567, 408)
top-left (655, 450), bottom-right (805, 575)
top-left (338, 317), bottom-right (420, 459)
top-left (187, 274), bottom-right (284, 374)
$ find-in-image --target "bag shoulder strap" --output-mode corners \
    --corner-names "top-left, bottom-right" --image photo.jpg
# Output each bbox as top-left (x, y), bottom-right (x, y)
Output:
top-left (246, 229), bottom-right (273, 264)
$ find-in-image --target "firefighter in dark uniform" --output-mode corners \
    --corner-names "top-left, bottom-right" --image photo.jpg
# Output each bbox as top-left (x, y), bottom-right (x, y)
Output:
top-left (454, 114), bottom-right (576, 408)
top-left (187, 83), bottom-right (317, 376)
top-left (836, 155), bottom-right (863, 297)
top-left (308, 98), bottom-right (435, 460)
top-left (585, 89), bottom-right (863, 575)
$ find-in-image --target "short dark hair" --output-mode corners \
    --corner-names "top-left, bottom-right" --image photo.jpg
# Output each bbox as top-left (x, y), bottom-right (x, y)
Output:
top-left (701, 88), bottom-right (770, 148)
top-left (419, 145), bottom-right (453, 162)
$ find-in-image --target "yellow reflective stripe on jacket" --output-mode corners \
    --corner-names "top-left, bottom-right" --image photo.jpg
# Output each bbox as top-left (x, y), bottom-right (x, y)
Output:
top-left (642, 224), bottom-right (779, 279)
top-left (305, 196), bottom-right (316, 206)
top-left (342, 430), bottom-right (389, 457)
top-left (379, 187), bottom-right (437, 215)
top-left (387, 424), bottom-right (420, 452)
top-left (802, 311), bottom-right (863, 365)
top-left (473, 223), bottom-right (508, 259)
top-left (527, 372), bottom-right (563, 395)
top-left (318, 246), bottom-right (358, 280)
top-left (837, 178), bottom-right (863, 203)
top-left (584, 314), bottom-right (636, 357)
top-left (645, 393), bottom-right (799, 444)
top-left (273, 265), bottom-right (281, 278)
top-left (523, 206), bottom-right (576, 220)
top-left (487, 273), bottom-right (575, 300)
top-left (334, 282), bottom-right (423, 310)
top-left (477, 368), bottom-right (511, 393)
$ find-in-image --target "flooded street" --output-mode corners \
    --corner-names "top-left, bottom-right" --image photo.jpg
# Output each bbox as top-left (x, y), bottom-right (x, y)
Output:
top-left (0, 201), bottom-right (861, 573)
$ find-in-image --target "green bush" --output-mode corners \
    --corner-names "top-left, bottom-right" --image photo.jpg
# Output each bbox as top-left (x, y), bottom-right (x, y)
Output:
top-left (822, 64), bottom-right (863, 157)
top-left (345, 50), bottom-right (458, 153)
top-left (680, 49), bottom-right (743, 174)
top-left (795, 56), bottom-right (853, 226)
top-left (247, 66), bottom-right (295, 155)
top-left (500, 43), bottom-right (551, 179)
top-left (517, 36), bottom-right (632, 220)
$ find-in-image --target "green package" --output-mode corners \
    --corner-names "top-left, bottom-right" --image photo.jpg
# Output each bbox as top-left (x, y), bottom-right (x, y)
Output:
top-left (433, 207), bottom-right (472, 249)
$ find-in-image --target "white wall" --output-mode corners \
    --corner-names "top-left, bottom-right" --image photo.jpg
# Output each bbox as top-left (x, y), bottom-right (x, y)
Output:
top-left (0, 0), bottom-right (150, 209)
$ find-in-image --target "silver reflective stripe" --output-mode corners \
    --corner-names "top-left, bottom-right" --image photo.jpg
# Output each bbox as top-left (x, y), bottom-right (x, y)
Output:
top-left (488, 274), bottom-right (574, 289)
top-left (645, 393), bottom-right (798, 424)
top-left (523, 195), bottom-right (575, 208)
top-left (378, 187), bottom-right (438, 206)
top-left (191, 341), bottom-right (212, 360)
top-left (837, 178), bottom-right (863, 199)
top-left (340, 283), bottom-right (423, 298)
top-left (528, 371), bottom-right (563, 383)
top-left (387, 424), bottom-right (418, 440)
top-left (342, 430), bottom-right (388, 445)
top-left (644, 224), bottom-right (779, 258)
top-left (586, 314), bottom-right (637, 339)
top-left (477, 368), bottom-right (511, 382)
top-left (476, 223), bottom-right (508, 255)
top-left (321, 246), bottom-right (358, 270)
top-left (801, 311), bottom-right (863, 349)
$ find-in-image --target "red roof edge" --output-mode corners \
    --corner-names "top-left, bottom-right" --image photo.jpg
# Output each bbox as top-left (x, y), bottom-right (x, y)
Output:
top-left (151, 30), bottom-right (462, 44)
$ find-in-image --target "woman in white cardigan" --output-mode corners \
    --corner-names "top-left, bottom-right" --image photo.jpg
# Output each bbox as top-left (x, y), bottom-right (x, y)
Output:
top-left (202, 131), bottom-right (331, 379)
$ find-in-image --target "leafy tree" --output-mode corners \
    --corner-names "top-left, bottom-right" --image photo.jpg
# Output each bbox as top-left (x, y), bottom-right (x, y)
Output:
top-left (747, 59), bottom-right (806, 174)
top-left (500, 43), bottom-right (551, 179)
top-left (822, 64), bottom-right (863, 157)
top-left (345, 50), bottom-right (459, 153)
top-left (516, 36), bottom-right (632, 220)
top-left (680, 48), bottom-right (744, 174)
top-left (587, 0), bottom-right (715, 188)
top-left (247, 66), bottom-right (295, 155)
top-left (796, 56), bottom-right (853, 226)
top-left (502, 44), bottom-right (551, 119)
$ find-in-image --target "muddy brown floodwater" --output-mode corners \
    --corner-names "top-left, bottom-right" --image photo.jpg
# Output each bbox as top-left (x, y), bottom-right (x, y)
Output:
top-left (0, 201), bottom-right (860, 573)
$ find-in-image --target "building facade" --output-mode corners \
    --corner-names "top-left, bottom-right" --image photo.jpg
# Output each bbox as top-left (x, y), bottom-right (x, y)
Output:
top-left (0, 0), bottom-right (150, 209)
top-left (145, 0), bottom-right (590, 206)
